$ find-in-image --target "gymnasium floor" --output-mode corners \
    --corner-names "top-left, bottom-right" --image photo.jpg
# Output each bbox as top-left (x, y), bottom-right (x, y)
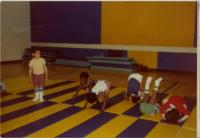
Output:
top-left (0, 63), bottom-right (197, 137)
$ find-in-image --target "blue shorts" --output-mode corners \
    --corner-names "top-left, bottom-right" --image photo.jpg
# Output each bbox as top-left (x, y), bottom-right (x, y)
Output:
top-left (127, 78), bottom-right (140, 96)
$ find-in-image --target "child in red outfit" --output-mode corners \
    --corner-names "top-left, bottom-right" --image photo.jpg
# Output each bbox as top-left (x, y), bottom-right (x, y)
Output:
top-left (160, 95), bottom-right (190, 123)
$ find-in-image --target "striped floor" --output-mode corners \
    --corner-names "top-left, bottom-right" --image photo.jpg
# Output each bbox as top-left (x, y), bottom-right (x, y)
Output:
top-left (0, 78), bottom-right (197, 138)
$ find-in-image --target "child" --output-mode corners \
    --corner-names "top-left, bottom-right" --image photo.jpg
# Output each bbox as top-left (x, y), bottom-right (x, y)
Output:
top-left (124, 73), bottom-right (144, 103)
top-left (29, 50), bottom-right (48, 102)
top-left (139, 77), bottom-right (163, 115)
top-left (160, 95), bottom-right (190, 124)
top-left (83, 80), bottom-right (111, 113)
top-left (73, 72), bottom-right (95, 97)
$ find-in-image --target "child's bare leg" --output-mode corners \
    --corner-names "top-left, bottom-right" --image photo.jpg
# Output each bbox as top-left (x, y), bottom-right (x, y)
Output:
top-left (99, 92), bottom-right (106, 112)
top-left (123, 89), bottom-right (129, 100)
top-left (142, 76), bottom-right (153, 102)
top-left (149, 77), bottom-right (163, 104)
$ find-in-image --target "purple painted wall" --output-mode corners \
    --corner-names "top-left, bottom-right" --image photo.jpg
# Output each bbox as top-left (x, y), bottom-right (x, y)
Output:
top-left (31, 2), bottom-right (101, 44)
top-left (158, 52), bottom-right (197, 72)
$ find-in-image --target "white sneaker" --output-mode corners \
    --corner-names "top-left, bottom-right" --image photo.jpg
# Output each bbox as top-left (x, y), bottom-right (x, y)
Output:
top-left (33, 92), bottom-right (39, 101)
top-left (39, 91), bottom-right (44, 102)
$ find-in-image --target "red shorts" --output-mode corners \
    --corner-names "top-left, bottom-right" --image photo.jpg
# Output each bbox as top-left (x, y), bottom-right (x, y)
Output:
top-left (32, 74), bottom-right (45, 87)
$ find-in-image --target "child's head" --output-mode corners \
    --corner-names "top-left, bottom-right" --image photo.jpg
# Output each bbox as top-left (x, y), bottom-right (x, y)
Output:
top-left (34, 50), bottom-right (41, 58)
top-left (80, 72), bottom-right (89, 82)
top-left (131, 95), bottom-right (140, 103)
top-left (86, 93), bottom-right (98, 103)
top-left (165, 109), bottom-right (180, 122)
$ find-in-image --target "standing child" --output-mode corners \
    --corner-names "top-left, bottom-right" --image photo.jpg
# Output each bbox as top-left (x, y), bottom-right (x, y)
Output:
top-left (73, 72), bottom-right (95, 97)
top-left (83, 80), bottom-right (111, 113)
top-left (160, 95), bottom-right (190, 124)
top-left (29, 50), bottom-right (48, 102)
top-left (124, 73), bottom-right (144, 103)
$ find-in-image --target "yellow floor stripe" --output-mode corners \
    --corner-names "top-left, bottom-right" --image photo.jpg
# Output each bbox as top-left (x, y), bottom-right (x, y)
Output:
top-left (0, 100), bottom-right (39, 116)
top-left (86, 115), bottom-right (137, 138)
top-left (49, 89), bottom-right (86, 103)
top-left (174, 127), bottom-right (196, 138)
top-left (183, 106), bottom-right (197, 130)
top-left (26, 108), bottom-right (99, 137)
top-left (74, 87), bottom-right (125, 108)
top-left (27, 82), bottom-right (79, 98)
top-left (3, 76), bottom-right (30, 91)
top-left (145, 123), bottom-right (180, 138)
top-left (105, 100), bottom-right (134, 114)
top-left (140, 113), bottom-right (162, 122)
top-left (1, 104), bottom-right (70, 134)
top-left (1, 94), bottom-right (21, 102)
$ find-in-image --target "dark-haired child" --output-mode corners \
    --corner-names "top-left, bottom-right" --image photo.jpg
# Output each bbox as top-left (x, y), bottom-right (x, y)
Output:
top-left (73, 72), bottom-right (95, 97)
top-left (160, 95), bottom-right (190, 123)
top-left (83, 80), bottom-right (111, 112)
top-left (124, 73), bottom-right (144, 103)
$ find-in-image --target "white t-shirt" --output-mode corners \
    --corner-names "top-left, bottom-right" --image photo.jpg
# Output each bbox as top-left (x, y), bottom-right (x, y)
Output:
top-left (128, 73), bottom-right (143, 83)
top-left (29, 58), bottom-right (46, 75)
top-left (91, 80), bottom-right (107, 95)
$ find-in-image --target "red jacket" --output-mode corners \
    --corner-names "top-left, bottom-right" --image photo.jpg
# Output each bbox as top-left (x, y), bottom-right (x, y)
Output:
top-left (160, 96), bottom-right (190, 115)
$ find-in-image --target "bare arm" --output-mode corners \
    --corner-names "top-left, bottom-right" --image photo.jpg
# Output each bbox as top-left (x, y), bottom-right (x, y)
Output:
top-left (29, 67), bottom-right (33, 83)
top-left (44, 65), bottom-right (48, 82)
top-left (178, 115), bottom-right (189, 123)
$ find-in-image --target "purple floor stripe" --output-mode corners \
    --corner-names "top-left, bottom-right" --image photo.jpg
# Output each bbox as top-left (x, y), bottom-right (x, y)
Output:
top-left (1, 96), bottom-right (31, 108)
top-left (2, 106), bottom-right (82, 137)
top-left (1, 101), bottom-right (55, 123)
top-left (44, 86), bottom-right (78, 99)
top-left (117, 119), bottom-right (157, 137)
top-left (57, 112), bottom-right (117, 137)
top-left (18, 80), bottom-right (74, 95)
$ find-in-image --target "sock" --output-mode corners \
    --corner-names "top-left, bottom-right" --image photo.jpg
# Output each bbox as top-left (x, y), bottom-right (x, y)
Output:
top-left (39, 87), bottom-right (44, 92)
top-left (154, 77), bottom-right (163, 91)
top-left (144, 76), bottom-right (153, 94)
top-left (35, 88), bottom-right (40, 93)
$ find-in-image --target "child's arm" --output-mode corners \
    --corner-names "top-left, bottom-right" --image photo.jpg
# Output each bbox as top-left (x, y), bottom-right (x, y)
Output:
top-left (178, 115), bottom-right (189, 123)
top-left (73, 87), bottom-right (80, 97)
top-left (29, 67), bottom-right (33, 84)
top-left (44, 64), bottom-right (48, 83)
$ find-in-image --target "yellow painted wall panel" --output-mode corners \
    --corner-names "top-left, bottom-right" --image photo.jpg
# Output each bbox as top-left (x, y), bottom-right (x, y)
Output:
top-left (102, 2), bottom-right (196, 47)
top-left (128, 51), bottom-right (158, 69)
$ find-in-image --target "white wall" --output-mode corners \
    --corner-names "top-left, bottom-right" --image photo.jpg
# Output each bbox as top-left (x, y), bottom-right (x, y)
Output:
top-left (1, 2), bottom-right (30, 62)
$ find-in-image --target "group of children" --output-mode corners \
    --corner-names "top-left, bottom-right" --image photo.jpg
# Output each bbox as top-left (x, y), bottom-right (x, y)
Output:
top-left (29, 50), bottom-right (190, 124)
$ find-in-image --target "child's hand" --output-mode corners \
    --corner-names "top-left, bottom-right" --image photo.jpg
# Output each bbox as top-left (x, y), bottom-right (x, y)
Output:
top-left (177, 118), bottom-right (183, 124)
top-left (162, 114), bottom-right (166, 120)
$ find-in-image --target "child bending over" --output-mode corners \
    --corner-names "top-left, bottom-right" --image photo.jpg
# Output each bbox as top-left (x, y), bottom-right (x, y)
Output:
top-left (139, 77), bottom-right (163, 115)
top-left (83, 80), bottom-right (111, 113)
top-left (124, 73), bottom-right (144, 103)
top-left (73, 72), bottom-right (95, 97)
top-left (160, 95), bottom-right (190, 124)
